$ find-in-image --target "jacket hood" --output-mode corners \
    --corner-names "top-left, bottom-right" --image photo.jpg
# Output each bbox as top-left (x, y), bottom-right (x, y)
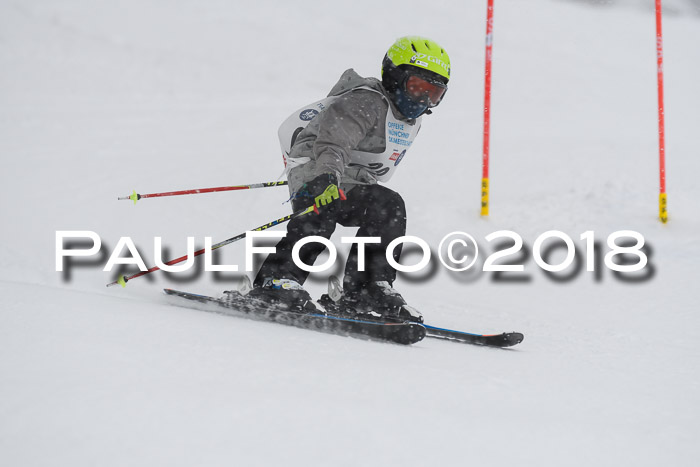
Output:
top-left (327, 69), bottom-right (414, 122)
top-left (327, 68), bottom-right (384, 96)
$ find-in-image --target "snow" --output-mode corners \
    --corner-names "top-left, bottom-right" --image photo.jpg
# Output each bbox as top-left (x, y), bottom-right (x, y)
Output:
top-left (1, 0), bottom-right (699, 465)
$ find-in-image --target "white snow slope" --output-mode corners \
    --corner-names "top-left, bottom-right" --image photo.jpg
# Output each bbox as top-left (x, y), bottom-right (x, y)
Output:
top-left (1, 0), bottom-right (699, 466)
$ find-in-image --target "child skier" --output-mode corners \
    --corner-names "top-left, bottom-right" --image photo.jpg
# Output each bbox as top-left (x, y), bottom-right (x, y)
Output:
top-left (248, 36), bottom-right (450, 322)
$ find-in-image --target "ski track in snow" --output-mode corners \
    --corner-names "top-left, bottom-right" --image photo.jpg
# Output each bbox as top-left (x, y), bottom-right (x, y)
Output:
top-left (1, 0), bottom-right (699, 465)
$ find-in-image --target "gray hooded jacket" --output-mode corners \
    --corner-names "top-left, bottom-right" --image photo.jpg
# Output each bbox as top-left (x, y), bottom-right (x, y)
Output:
top-left (285, 69), bottom-right (417, 197)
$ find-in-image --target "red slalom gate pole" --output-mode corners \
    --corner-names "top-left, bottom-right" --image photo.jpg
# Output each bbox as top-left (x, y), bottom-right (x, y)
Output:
top-left (481, 0), bottom-right (494, 217)
top-left (118, 181), bottom-right (288, 204)
top-left (655, 0), bottom-right (668, 223)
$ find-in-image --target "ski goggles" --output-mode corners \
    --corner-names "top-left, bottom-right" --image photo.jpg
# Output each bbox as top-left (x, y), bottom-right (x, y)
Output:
top-left (404, 74), bottom-right (448, 107)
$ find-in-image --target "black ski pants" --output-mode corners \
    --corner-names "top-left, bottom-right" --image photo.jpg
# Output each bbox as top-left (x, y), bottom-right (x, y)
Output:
top-left (254, 184), bottom-right (406, 292)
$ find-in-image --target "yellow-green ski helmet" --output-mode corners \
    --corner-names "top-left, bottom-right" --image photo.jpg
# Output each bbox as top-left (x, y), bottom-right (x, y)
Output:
top-left (382, 36), bottom-right (450, 118)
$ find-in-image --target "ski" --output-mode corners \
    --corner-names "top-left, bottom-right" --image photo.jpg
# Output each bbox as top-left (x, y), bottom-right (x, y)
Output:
top-left (318, 291), bottom-right (524, 348)
top-left (163, 288), bottom-right (426, 345)
top-left (423, 325), bottom-right (524, 348)
top-left (163, 288), bottom-right (523, 348)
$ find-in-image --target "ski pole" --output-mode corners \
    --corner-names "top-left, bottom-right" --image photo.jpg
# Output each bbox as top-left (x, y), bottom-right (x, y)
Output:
top-left (106, 189), bottom-right (346, 288)
top-left (118, 181), bottom-right (288, 204)
top-left (106, 205), bottom-right (313, 287)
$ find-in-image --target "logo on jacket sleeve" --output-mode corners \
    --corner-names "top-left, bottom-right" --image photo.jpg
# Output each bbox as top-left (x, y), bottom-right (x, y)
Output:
top-left (389, 149), bottom-right (406, 166)
top-left (299, 109), bottom-right (319, 121)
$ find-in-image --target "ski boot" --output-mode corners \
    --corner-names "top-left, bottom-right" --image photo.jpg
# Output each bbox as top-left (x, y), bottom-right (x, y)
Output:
top-left (245, 277), bottom-right (317, 313)
top-left (320, 276), bottom-right (423, 323)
